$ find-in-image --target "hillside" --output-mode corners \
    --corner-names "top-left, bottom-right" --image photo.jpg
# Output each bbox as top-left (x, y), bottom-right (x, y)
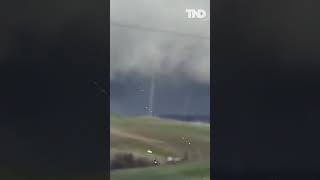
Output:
top-left (110, 113), bottom-right (210, 162)
top-left (110, 113), bottom-right (210, 180)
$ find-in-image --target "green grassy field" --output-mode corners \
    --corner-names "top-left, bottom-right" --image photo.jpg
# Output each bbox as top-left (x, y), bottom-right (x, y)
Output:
top-left (111, 161), bottom-right (210, 180)
top-left (110, 113), bottom-right (210, 180)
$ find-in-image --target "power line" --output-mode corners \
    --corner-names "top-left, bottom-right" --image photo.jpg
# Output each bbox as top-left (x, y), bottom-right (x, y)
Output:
top-left (111, 21), bottom-right (210, 40)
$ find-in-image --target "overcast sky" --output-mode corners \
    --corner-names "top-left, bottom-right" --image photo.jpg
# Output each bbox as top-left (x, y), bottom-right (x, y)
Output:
top-left (110, 0), bottom-right (210, 116)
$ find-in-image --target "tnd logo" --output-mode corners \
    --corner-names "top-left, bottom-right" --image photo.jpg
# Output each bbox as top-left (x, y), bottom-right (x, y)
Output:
top-left (185, 9), bottom-right (206, 19)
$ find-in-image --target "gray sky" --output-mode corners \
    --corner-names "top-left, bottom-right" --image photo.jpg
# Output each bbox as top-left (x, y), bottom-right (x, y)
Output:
top-left (110, 0), bottom-right (210, 116)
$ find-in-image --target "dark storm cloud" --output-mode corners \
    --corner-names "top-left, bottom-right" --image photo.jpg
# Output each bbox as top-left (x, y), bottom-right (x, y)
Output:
top-left (111, 0), bottom-right (210, 84)
top-left (110, 0), bottom-right (210, 116)
top-left (110, 74), bottom-right (210, 116)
